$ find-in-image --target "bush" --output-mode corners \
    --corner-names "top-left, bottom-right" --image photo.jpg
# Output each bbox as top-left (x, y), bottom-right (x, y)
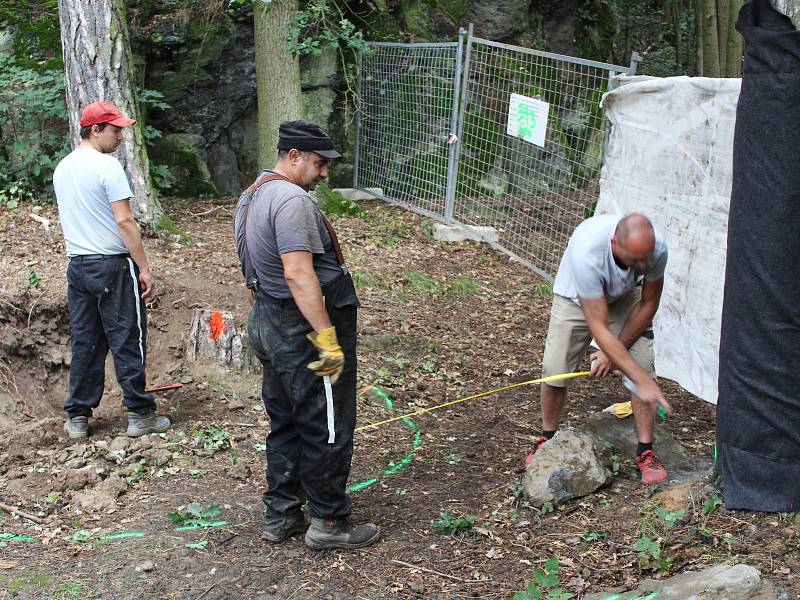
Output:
top-left (0, 58), bottom-right (69, 206)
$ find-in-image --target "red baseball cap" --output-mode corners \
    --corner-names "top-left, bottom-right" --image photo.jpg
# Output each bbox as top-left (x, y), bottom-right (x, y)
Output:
top-left (79, 101), bottom-right (136, 128)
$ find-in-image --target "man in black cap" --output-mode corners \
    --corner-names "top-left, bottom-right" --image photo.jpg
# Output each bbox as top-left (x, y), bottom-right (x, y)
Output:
top-left (234, 120), bottom-right (380, 550)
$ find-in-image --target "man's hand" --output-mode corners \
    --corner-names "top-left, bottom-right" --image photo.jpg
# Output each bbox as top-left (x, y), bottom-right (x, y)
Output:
top-left (632, 377), bottom-right (672, 415)
top-left (590, 350), bottom-right (613, 377)
top-left (307, 326), bottom-right (345, 384)
top-left (139, 269), bottom-right (155, 300)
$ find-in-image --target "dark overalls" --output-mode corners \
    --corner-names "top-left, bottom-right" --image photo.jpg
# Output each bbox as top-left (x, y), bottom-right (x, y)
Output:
top-left (65, 254), bottom-right (155, 417)
top-left (248, 273), bottom-right (360, 519)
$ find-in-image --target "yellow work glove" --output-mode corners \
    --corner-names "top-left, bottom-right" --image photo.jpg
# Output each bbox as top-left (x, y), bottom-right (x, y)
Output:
top-left (307, 326), bottom-right (345, 384)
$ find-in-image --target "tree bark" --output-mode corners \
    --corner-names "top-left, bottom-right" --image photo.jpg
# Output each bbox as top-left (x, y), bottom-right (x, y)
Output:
top-left (254, 0), bottom-right (303, 170)
top-left (696, 0), bottom-right (744, 76)
top-left (57, 0), bottom-right (165, 229)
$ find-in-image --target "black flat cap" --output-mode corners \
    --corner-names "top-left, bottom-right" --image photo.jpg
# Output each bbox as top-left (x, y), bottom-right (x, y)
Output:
top-left (277, 120), bottom-right (341, 159)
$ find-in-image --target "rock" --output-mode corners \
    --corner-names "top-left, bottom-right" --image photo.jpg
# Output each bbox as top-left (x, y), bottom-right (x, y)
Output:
top-left (72, 490), bottom-right (117, 512)
top-left (408, 576), bottom-right (424, 594)
top-left (142, 448), bottom-right (173, 467)
top-left (135, 560), bottom-right (155, 573)
top-left (585, 564), bottom-right (787, 599)
top-left (227, 462), bottom-right (251, 481)
top-left (227, 397), bottom-right (245, 411)
top-left (522, 427), bottom-right (612, 507)
top-left (62, 466), bottom-right (102, 491)
top-left (96, 474), bottom-right (128, 499)
top-left (584, 411), bottom-right (711, 481)
top-left (129, 435), bottom-right (156, 452)
top-left (180, 375), bottom-right (194, 384)
top-left (150, 133), bottom-right (218, 197)
top-left (109, 436), bottom-right (132, 454)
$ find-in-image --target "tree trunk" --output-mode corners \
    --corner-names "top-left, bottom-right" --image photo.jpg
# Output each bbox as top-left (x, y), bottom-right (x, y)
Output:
top-left (57, 0), bottom-right (165, 229)
top-left (254, 0), bottom-right (303, 170)
top-left (696, 0), bottom-right (744, 76)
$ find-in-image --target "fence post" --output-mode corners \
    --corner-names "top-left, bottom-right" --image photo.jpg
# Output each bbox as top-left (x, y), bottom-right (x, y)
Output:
top-left (628, 51), bottom-right (642, 76)
top-left (353, 50), bottom-right (363, 189)
top-left (443, 29), bottom-right (466, 224)
top-left (446, 23), bottom-right (474, 225)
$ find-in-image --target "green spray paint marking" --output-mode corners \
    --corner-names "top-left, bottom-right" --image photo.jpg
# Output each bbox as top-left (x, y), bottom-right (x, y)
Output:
top-left (174, 520), bottom-right (228, 532)
top-left (347, 386), bottom-right (421, 494)
top-left (0, 533), bottom-right (34, 542)
top-left (98, 532), bottom-right (146, 541)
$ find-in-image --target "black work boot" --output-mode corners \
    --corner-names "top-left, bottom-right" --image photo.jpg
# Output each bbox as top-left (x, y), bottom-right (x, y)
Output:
top-left (64, 416), bottom-right (89, 439)
top-left (261, 511), bottom-right (308, 542)
top-left (304, 517), bottom-right (380, 550)
top-left (126, 410), bottom-right (170, 437)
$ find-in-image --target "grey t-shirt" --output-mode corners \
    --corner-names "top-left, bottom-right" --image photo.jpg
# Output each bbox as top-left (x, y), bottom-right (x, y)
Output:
top-left (238, 171), bottom-right (341, 299)
top-left (552, 213), bottom-right (668, 305)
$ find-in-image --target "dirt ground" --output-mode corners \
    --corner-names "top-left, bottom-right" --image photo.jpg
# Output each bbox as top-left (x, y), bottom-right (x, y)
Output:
top-left (0, 198), bottom-right (797, 600)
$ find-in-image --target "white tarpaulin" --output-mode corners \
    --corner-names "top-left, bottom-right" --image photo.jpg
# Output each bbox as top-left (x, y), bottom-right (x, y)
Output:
top-left (596, 75), bottom-right (741, 404)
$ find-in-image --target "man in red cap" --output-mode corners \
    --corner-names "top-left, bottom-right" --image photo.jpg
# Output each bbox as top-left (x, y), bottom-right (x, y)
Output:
top-left (53, 101), bottom-right (170, 439)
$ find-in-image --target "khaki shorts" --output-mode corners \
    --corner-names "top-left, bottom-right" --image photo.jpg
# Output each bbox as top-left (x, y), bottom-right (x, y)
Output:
top-left (541, 289), bottom-right (654, 387)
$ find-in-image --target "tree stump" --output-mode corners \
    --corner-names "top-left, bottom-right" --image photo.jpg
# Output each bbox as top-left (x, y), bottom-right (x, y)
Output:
top-left (186, 310), bottom-right (257, 373)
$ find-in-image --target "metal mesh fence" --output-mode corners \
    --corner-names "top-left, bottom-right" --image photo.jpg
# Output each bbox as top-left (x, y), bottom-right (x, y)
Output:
top-left (355, 32), bottom-right (635, 279)
top-left (355, 42), bottom-right (461, 220)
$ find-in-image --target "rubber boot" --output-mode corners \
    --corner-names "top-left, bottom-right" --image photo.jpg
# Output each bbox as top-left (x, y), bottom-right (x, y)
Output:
top-left (261, 511), bottom-right (308, 542)
top-left (126, 410), bottom-right (170, 437)
top-left (304, 517), bottom-right (380, 550)
top-left (63, 416), bottom-right (89, 439)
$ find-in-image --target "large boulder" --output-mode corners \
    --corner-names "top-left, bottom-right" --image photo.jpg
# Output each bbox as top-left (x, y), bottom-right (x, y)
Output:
top-left (522, 427), bottom-right (612, 507)
top-left (583, 410), bottom-right (711, 481)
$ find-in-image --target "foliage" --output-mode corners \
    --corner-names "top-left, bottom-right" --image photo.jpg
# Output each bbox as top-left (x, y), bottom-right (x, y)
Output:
top-left (192, 427), bottom-right (231, 452)
top-left (432, 511), bottom-right (475, 534)
top-left (532, 282), bottom-right (553, 297)
top-left (168, 502), bottom-right (222, 527)
top-left (513, 557), bottom-right (574, 600)
top-left (0, 58), bottom-right (68, 205)
top-left (634, 501), bottom-right (685, 572)
top-left (24, 267), bottom-right (42, 291)
top-left (315, 181), bottom-right (366, 217)
top-left (0, 1), bottom-right (62, 69)
top-left (138, 89), bottom-right (176, 194)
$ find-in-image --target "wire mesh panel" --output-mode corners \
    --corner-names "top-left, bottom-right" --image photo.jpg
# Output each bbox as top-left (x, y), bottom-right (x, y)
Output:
top-left (356, 42), bottom-right (460, 219)
top-left (453, 39), bottom-right (630, 278)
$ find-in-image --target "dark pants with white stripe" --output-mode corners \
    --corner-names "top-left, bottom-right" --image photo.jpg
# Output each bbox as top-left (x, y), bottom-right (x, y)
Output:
top-left (248, 287), bottom-right (358, 520)
top-left (65, 255), bottom-right (154, 417)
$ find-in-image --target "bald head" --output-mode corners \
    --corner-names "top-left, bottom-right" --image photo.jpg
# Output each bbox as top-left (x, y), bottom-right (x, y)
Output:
top-left (611, 213), bottom-right (655, 270)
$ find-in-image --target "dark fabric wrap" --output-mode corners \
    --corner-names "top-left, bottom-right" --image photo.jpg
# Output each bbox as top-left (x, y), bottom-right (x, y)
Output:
top-left (716, 0), bottom-right (800, 511)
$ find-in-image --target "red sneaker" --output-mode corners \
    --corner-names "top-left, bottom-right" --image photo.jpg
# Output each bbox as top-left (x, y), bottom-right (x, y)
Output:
top-left (636, 450), bottom-right (667, 484)
top-left (524, 435), bottom-right (550, 466)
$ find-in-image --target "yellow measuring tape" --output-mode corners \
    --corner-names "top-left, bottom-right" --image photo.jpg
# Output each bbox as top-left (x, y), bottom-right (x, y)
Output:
top-left (355, 371), bottom-right (591, 433)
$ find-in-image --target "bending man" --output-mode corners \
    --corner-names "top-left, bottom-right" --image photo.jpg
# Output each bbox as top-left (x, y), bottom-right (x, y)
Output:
top-left (527, 213), bottom-right (671, 484)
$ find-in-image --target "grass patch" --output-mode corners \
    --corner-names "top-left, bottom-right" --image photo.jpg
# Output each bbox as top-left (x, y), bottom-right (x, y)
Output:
top-left (315, 182), bottom-right (366, 218)
top-left (532, 282), bottom-right (553, 297)
top-left (447, 276), bottom-right (479, 296)
top-left (404, 271), bottom-right (441, 295)
top-left (352, 271), bottom-right (381, 289)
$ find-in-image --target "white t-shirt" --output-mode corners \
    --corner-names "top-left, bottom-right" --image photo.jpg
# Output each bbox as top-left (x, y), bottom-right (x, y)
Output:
top-left (553, 214), bottom-right (668, 305)
top-left (53, 146), bottom-right (133, 256)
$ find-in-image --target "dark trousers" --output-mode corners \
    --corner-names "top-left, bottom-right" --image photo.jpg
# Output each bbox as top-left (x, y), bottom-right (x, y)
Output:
top-left (248, 289), bottom-right (358, 520)
top-left (65, 256), bottom-right (154, 417)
